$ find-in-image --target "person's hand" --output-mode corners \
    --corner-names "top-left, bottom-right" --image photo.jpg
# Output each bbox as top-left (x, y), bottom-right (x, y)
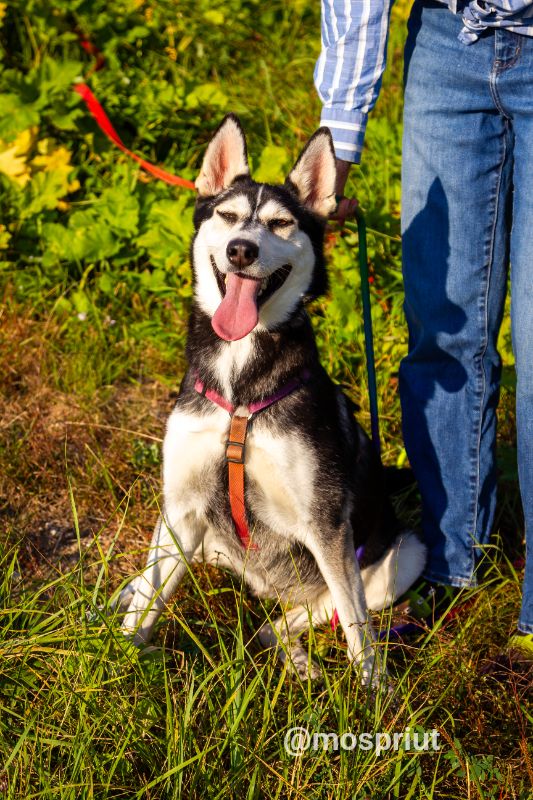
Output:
top-left (331, 196), bottom-right (359, 227)
top-left (329, 158), bottom-right (359, 227)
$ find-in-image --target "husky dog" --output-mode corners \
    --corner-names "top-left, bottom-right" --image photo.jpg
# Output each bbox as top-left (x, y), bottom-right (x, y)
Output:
top-left (120, 115), bottom-right (426, 685)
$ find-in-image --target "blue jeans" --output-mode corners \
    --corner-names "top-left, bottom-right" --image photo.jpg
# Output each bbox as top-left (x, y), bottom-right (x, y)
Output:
top-left (400, 1), bottom-right (533, 633)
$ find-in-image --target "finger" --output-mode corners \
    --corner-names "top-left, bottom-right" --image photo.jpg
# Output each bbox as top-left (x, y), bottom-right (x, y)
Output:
top-left (330, 196), bottom-right (359, 226)
top-left (339, 197), bottom-right (359, 219)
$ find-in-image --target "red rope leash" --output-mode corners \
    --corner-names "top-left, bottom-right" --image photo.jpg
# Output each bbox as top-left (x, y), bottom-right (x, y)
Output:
top-left (73, 36), bottom-right (196, 190)
top-left (74, 83), bottom-right (196, 190)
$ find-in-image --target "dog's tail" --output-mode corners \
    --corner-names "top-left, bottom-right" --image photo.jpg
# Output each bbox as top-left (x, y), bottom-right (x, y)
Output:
top-left (361, 530), bottom-right (427, 611)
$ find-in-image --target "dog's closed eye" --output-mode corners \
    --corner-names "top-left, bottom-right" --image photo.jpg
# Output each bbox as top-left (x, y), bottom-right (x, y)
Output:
top-left (217, 210), bottom-right (239, 224)
top-left (268, 218), bottom-right (294, 231)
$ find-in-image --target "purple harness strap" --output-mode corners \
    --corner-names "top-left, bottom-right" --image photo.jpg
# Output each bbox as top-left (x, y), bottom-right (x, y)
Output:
top-left (194, 368), bottom-right (312, 416)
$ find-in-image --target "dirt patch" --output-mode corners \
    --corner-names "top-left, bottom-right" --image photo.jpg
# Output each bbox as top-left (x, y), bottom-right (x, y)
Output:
top-left (0, 307), bottom-right (175, 584)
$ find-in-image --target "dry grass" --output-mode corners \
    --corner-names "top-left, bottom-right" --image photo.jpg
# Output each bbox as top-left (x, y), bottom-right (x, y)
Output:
top-left (0, 302), bottom-right (167, 581)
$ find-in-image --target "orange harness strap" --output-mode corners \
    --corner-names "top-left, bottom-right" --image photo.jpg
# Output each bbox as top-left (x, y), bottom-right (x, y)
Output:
top-left (225, 413), bottom-right (257, 550)
top-left (194, 370), bottom-right (312, 551)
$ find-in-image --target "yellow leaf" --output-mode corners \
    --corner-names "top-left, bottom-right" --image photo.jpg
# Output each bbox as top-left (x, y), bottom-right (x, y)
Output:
top-left (33, 142), bottom-right (73, 178)
top-left (32, 142), bottom-right (79, 201)
top-left (0, 224), bottom-right (11, 249)
top-left (0, 127), bottom-right (37, 186)
top-left (203, 9), bottom-right (225, 24)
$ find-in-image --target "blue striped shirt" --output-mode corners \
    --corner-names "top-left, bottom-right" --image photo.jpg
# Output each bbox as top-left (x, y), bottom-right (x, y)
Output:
top-left (316, 0), bottom-right (533, 163)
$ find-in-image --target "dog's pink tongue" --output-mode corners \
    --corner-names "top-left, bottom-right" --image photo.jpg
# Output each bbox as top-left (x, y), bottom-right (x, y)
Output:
top-left (212, 273), bottom-right (260, 341)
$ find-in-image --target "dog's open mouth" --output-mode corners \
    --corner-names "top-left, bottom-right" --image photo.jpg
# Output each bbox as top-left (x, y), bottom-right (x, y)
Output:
top-left (210, 255), bottom-right (292, 341)
top-left (211, 255), bottom-right (292, 307)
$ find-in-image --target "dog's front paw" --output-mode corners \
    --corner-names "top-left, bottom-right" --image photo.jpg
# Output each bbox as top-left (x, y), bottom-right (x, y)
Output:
top-left (288, 647), bottom-right (321, 681)
top-left (357, 653), bottom-right (391, 693)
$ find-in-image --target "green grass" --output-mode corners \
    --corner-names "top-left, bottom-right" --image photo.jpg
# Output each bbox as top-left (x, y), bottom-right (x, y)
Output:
top-left (0, 531), bottom-right (530, 798)
top-left (0, 0), bottom-right (530, 797)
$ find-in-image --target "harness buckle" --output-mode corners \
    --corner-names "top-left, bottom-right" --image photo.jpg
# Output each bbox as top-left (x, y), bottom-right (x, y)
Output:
top-left (226, 440), bottom-right (245, 464)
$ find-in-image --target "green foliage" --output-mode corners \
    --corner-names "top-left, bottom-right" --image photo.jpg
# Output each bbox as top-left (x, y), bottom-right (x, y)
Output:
top-left (0, 0), bottom-right (414, 420)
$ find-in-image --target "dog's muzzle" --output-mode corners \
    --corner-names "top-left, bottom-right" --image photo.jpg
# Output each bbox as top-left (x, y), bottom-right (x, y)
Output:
top-left (210, 255), bottom-right (292, 308)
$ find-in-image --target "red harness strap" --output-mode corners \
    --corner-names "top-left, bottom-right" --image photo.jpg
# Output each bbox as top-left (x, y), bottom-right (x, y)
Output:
top-left (194, 371), bottom-right (310, 550)
top-left (226, 412), bottom-right (255, 549)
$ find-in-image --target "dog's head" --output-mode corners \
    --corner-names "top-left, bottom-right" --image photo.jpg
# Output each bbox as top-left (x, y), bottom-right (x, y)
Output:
top-left (192, 114), bottom-right (337, 342)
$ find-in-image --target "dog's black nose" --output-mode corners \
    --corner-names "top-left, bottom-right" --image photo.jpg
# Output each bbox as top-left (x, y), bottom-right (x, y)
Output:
top-left (226, 239), bottom-right (259, 269)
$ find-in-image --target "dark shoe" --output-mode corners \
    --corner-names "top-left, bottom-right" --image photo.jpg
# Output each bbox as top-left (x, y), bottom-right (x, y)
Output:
top-left (378, 578), bottom-right (474, 642)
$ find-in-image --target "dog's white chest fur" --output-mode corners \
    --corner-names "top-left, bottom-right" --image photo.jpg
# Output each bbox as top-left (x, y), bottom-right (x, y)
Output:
top-left (163, 406), bottom-right (228, 515)
top-left (245, 426), bottom-right (315, 535)
top-left (162, 404), bottom-right (315, 537)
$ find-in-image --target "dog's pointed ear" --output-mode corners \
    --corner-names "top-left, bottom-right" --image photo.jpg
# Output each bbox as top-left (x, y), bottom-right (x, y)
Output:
top-left (195, 114), bottom-right (250, 197)
top-left (286, 128), bottom-right (337, 217)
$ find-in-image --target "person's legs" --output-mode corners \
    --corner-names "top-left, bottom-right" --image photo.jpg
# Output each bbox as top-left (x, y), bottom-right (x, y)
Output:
top-left (400, 3), bottom-right (511, 589)
top-left (497, 31), bottom-right (533, 634)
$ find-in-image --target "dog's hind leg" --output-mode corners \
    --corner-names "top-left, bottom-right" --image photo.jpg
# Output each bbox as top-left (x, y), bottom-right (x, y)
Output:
top-left (258, 592), bottom-right (333, 680)
top-left (121, 511), bottom-right (205, 646)
top-left (362, 531), bottom-right (427, 611)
